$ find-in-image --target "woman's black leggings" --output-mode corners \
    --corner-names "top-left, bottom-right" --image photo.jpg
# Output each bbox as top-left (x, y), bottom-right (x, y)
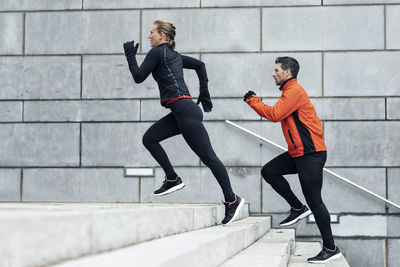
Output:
top-left (142, 99), bottom-right (235, 202)
top-left (261, 151), bottom-right (334, 249)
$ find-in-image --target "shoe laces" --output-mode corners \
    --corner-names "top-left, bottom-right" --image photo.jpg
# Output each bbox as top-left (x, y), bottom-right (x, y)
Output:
top-left (317, 249), bottom-right (326, 257)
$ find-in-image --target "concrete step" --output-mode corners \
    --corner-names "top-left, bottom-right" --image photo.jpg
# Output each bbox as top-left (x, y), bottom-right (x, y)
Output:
top-left (0, 203), bottom-right (249, 267)
top-left (220, 228), bottom-right (295, 267)
top-left (288, 242), bottom-right (350, 267)
top-left (53, 216), bottom-right (271, 267)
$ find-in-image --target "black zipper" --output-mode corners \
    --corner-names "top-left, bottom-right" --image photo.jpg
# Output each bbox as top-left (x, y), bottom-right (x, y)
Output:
top-left (288, 129), bottom-right (297, 149)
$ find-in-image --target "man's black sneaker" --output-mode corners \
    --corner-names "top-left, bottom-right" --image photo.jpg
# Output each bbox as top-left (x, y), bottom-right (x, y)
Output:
top-left (279, 205), bottom-right (312, 227)
top-left (307, 246), bottom-right (342, 263)
top-left (153, 177), bottom-right (185, 196)
top-left (222, 195), bottom-right (245, 225)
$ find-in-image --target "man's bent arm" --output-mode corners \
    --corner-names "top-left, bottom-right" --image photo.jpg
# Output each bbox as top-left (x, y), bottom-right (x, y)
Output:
top-left (245, 90), bottom-right (303, 122)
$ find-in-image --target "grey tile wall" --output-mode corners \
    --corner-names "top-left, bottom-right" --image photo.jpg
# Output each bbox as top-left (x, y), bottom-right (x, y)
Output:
top-left (204, 121), bottom-right (263, 166)
top-left (139, 99), bottom-right (171, 121)
top-left (335, 239), bottom-right (385, 267)
top-left (324, 52), bottom-right (400, 97)
top-left (260, 121), bottom-right (290, 162)
top-left (0, 56), bottom-right (81, 99)
top-left (387, 5), bottom-right (400, 49)
top-left (0, 169), bottom-right (20, 201)
top-left (25, 11), bottom-right (140, 54)
top-left (84, 0), bottom-right (200, 9)
top-left (141, 167), bottom-right (204, 203)
top-left (82, 54), bottom-right (200, 99)
top-left (323, 168), bottom-right (387, 213)
top-left (387, 215), bottom-right (400, 237)
top-left (0, 124), bottom-right (80, 166)
top-left (388, 239), bottom-right (400, 267)
top-left (324, 0), bottom-right (385, 3)
top-left (312, 98), bottom-right (385, 120)
top-left (387, 98), bottom-right (400, 120)
top-left (82, 55), bottom-right (149, 99)
top-left (204, 53), bottom-right (322, 97)
top-left (23, 168), bottom-right (138, 202)
top-left (261, 169), bottom-right (388, 214)
top-left (262, 6), bottom-right (383, 51)
top-left (0, 13), bottom-right (23, 55)
top-left (262, 168), bottom-right (387, 213)
top-left (0, 102), bottom-right (22, 122)
top-left (24, 100), bottom-right (140, 122)
top-left (322, 6), bottom-right (384, 50)
top-left (204, 99), bottom-right (261, 121)
top-left (332, 215), bottom-right (387, 237)
top-left (202, 0), bottom-right (320, 7)
top-left (388, 168), bottom-right (400, 213)
top-left (142, 9), bottom-right (260, 53)
top-left (262, 7), bottom-right (323, 51)
top-left (141, 166), bottom-right (261, 212)
top-left (1, 2), bottom-right (399, 265)
top-left (0, 0), bottom-right (82, 11)
top-left (324, 121), bottom-right (400, 166)
top-left (141, 9), bottom-right (202, 53)
top-left (81, 122), bottom-right (199, 167)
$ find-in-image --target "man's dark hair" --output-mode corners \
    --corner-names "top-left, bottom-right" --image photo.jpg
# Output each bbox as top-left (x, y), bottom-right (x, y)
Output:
top-left (275, 57), bottom-right (300, 78)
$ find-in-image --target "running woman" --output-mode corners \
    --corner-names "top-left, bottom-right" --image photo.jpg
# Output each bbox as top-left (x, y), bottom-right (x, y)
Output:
top-left (243, 57), bottom-right (342, 263)
top-left (123, 19), bottom-right (244, 225)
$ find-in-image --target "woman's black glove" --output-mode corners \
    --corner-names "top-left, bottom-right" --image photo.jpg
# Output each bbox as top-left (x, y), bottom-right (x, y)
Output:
top-left (197, 86), bottom-right (213, 112)
top-left (243, 90), bottom-right (256, 101)
top-left (123, 40), bottom-right (139, 62)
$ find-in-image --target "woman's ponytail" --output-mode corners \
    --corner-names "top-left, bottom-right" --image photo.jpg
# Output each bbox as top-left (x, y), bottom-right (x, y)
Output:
top-left (154, 19), bottom-right (176, 50)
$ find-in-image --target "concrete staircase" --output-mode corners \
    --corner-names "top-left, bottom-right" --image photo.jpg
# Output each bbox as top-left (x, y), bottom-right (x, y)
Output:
top-left (0, 203), bottom-right (350, 267)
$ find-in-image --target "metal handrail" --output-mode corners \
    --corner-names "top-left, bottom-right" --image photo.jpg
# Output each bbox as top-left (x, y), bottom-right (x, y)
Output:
top-left (226, 119), bottom-right (400, 210)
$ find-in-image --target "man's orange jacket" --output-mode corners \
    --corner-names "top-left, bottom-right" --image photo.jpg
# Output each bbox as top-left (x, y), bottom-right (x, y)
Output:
top-left (245, 78), bottom-right (326, 157)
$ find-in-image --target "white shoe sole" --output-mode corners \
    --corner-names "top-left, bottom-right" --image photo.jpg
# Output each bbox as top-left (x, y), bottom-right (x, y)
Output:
top-left (153, 183), bottom-right (185, 196)
top-left (308, 252), bottom-right (342, 264)
top-left (279, 209), bottom-right (312, 227)
top-left (223, 197), bottom-right (245, 226)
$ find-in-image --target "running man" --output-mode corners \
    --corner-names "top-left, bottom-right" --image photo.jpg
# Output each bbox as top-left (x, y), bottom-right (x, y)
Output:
top-left (243, 57), bottom-right (342, 263)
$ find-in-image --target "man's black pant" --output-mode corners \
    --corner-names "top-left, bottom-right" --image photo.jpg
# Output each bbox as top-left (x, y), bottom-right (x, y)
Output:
top-left (261, 151), bottom-right (334, 249)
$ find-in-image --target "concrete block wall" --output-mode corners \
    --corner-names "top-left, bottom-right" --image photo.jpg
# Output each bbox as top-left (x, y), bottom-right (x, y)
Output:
top-left (0, 1), bottom-right (399, 266)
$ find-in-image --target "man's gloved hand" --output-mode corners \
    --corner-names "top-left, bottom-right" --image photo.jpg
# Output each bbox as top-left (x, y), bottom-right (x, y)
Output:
top-left (123, 40), bottom-right (139, 56)
top-left (197, 92), bottom-right (213, 112)
top-left (243, 90), bottom-right (256, 101)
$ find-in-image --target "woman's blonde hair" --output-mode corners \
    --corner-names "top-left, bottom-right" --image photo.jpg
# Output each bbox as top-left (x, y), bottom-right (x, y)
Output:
top-left (153, 19), bottom-right (176, 50)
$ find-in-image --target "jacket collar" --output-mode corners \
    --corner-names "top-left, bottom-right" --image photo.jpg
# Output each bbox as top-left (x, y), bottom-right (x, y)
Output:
top-left (279, 77), bottom-right (297, 91)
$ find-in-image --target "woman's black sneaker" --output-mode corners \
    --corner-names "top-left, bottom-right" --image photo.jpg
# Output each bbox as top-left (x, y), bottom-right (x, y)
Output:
top-left (307, 246), bottom-right (342, 263)
top-left (279, 205), bottom-right (312, 226)
top-left (153, 177), bottom-right (185, 196)
top-left (222, 195), bottom-right (245, 225)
